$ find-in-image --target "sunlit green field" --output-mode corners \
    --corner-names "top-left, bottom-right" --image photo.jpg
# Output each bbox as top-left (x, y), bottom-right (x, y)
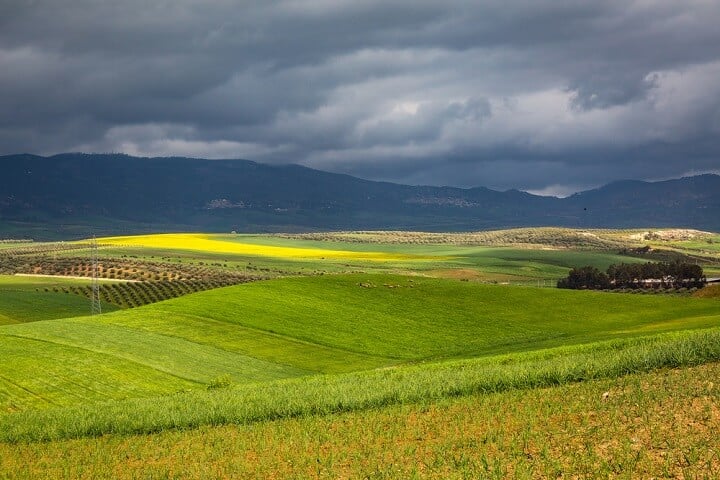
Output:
top-left (1, 228), bottom-right (719, 479)
top-left (651, 233), bottom-right (720, 254)
top-left (2, 274), bottom-right (719, 413)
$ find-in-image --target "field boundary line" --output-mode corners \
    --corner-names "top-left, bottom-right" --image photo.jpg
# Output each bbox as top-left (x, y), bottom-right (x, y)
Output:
top-left (151, 309), bottom-right (396, 362)
top-left (0, 332), bottom-right (205, 386)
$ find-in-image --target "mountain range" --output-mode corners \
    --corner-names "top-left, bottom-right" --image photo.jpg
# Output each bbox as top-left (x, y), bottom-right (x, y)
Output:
top-left (1, 153), bottom-right (718, 239)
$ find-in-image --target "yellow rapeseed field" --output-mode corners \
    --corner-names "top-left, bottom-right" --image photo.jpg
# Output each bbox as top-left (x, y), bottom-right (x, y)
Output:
top-left (96, 233), bottom-right (414, 261)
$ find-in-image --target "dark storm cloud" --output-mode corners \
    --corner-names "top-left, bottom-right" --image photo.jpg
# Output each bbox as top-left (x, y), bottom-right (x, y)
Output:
top-left (1, 0), bottom-right (719, 194)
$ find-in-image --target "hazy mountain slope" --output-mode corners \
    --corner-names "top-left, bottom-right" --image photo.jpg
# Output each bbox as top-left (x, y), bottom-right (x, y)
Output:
top-left (1, 153), bottom-right (718, 238)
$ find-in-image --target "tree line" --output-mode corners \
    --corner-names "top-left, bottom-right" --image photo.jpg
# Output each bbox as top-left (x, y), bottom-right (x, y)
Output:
top-left (558, 261), bottom-right (706, 290)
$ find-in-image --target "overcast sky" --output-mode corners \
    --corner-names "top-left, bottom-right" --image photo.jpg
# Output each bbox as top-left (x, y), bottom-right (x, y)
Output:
top-left (1, 1), bottom-right (719, 195)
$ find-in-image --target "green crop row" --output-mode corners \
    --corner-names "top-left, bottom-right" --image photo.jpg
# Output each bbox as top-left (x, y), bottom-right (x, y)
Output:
top-left (3, 327), bottom-right (720, 443)
top-left (68, 279), bottom-right (249, 308)
top-left (6, 360), bottom-right (718, 479)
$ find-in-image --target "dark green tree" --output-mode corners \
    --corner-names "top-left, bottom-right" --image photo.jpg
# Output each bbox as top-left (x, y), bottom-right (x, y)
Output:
top-left (557, 266), bottom-right (610, 290)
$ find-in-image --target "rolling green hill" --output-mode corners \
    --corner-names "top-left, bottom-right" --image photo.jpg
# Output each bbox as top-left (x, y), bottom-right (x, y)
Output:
top-left (2, 274), bottom-right (718, 413)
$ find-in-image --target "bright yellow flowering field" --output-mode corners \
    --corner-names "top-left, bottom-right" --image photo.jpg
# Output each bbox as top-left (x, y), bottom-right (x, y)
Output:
top-left (96, 233), bottom-right (414, 261)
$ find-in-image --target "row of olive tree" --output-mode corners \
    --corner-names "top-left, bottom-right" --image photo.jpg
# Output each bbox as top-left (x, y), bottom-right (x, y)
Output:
top-left (558, 261), bottom-right (706, 290)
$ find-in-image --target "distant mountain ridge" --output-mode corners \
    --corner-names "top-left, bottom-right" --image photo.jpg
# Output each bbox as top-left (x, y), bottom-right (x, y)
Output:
top-left (0, 153), bottom-right (718, 239)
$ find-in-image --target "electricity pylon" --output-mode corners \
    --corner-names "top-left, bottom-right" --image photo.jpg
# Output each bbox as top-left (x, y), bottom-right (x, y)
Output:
top-left (91, 236), bottom-right (102, 316)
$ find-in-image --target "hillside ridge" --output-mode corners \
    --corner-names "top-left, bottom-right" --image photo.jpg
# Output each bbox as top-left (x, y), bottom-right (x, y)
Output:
top-left (1, 153), bottom-right (719, 238)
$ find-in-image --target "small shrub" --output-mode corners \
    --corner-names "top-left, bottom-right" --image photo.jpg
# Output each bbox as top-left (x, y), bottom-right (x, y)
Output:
top-left (207, 375), bottom-right (233, 390)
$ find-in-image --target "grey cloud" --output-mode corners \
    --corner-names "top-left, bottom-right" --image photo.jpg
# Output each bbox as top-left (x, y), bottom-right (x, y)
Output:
top-left (350, 98), bottom-right (492, 147)
top-left (1, 0), bottom-right (720, 193)
top-left (568, 72), bottom-right (658, 110)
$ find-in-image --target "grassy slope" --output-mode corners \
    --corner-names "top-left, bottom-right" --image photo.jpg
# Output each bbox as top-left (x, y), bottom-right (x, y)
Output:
top-left (4, 361), bottom-right (716, 479)
top-left (0, 275), bottom-right (118, 325)
top-left (156, 274), bottom-right (720, 359)
top-left (1, 274), bottom-right (718, 412)
top-left (3, 327), bottom-right (720, 444)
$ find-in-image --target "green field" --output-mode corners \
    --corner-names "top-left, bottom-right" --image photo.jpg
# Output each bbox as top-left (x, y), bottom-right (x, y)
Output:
top-left (9, 228), bottom-right (711, 284)
top-left (1, 228), bottom-right (720, 478)
top-left (91, 229), bottom-right (720, 281)
top-left (0, 275), bottom-right (119, 325)
top-left (2, 274), bottom-right (719, 413)
top-left (90, 232), bottom-right (651, 282)
top-left (3, 360), bottom-right (719, 478)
